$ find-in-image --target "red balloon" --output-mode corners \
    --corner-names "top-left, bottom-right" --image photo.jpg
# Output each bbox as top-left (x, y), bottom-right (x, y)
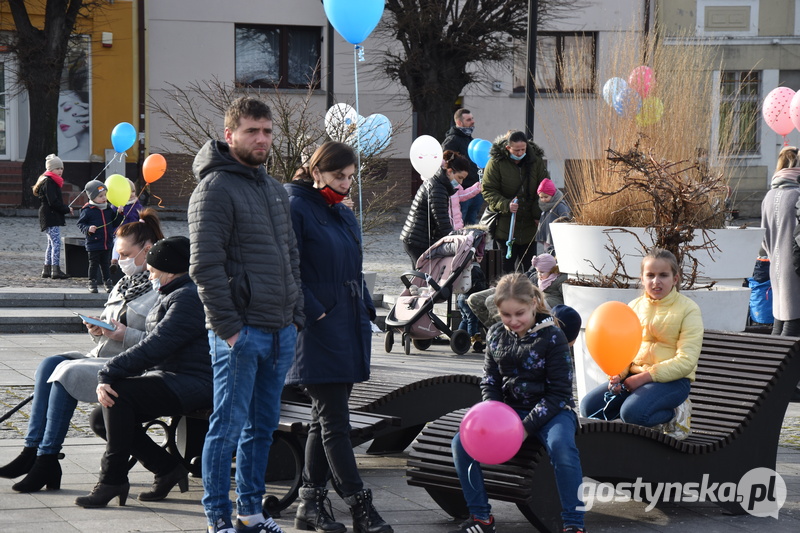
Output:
top-left (143, 153), bottom-right (167, 184)
top-left (460, 401), bottom-right (524, 465)
top-left (585, 301), bottom-right (642, 376)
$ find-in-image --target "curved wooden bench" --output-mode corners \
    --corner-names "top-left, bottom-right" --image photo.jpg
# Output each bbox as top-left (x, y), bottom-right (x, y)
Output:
top-left (406, 330), bottom-right (800, 532)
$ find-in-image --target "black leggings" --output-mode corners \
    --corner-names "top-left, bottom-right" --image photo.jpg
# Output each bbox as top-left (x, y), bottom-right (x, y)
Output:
top-left (772, 318), bottom-right (800, 337)
top-left (302, 383), bottom-right (363, 496)
top-left (91, 376), bottom-right (184, 485)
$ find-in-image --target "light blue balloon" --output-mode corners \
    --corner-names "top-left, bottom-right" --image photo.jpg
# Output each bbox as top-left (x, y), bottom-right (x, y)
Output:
top-left (350, 114), bottom-right (392, 156)
top-left (111, 122), bottom-right (137, 153)
top-left (602, 77), bottom-right (628, 106)
top-left (467, 138), bottom-right (482, 162)
top-left (471, 140), bottom-right (492, 169)
top-left (323, 0), bottom-right (384, 45)
top-left (613, 87), bottom-right (642, 118)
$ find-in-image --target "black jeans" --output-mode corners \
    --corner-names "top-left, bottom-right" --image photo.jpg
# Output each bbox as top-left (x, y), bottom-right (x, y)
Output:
top-left (94, 376), bottom-right (183, 485)
top-left (772, 318), bottom-right (800, 336)
top-left (497, 239), bottom-right (537, 275)
top-left (302, 383), bottom-right (363, 496)
top-left (88, 249), bottom-right (112, 285)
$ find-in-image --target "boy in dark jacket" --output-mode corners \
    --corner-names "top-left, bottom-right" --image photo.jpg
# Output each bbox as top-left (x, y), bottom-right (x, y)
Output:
top-left (77, 180), bottom-right (121, 293)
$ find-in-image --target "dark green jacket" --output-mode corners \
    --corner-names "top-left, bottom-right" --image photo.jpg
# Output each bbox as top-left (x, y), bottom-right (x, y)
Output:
top-left (481, 137), bottom-right (549, 243)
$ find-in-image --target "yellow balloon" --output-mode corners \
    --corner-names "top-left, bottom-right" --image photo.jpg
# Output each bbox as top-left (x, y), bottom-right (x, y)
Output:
top-left (636, 96), bottom-right (664, 127)
top-left (105, 174), bottom-right (130, 208)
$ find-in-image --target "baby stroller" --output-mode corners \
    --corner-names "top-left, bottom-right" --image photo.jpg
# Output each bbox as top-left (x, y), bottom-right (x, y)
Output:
top-left (384, 228), bottom-right (486, 355)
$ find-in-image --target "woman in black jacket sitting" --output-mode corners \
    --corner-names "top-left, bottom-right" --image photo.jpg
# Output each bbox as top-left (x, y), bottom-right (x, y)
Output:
top-left (74, 236), bottom-right (212, 507)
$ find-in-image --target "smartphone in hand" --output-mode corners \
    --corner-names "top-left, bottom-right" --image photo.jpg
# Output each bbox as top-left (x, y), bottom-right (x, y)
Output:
top-left (74, 313), bottom-right (116, 331)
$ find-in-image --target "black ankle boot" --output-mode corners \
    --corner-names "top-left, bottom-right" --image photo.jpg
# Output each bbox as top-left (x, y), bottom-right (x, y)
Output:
top-left (11, 454), bottom-right (61, 492)
top-left (344, 489), bottom-right (393, 533)
top-left (295, 486), bottom-right (346, 533)
top-left (0, 446), bottom-right (37, 479)
top-left (75, 481), bottom-right (130, 507)
top-left (41, 265), bottom-right (51, 278)
top-left (138, 463), bottom-right (189, 501)
top-left (51, 265), bottom-right (69, 279)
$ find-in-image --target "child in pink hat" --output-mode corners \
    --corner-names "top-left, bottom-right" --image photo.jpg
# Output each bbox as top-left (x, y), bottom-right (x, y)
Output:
top-left (534, 178), bottom-right (570, 255)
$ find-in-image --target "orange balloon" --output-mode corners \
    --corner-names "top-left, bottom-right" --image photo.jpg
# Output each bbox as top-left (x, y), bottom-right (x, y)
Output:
top-left (143, 153), bottom-right (167, 183)
top-left (585, 301), bottom-right (642, 376)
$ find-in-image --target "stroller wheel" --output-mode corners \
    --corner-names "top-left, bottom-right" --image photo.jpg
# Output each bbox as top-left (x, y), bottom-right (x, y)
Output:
top-left (412, 338), bottom-right (433, 351)
top-left (404, 334), bottom-right (412, 355)
top-left (384, 330), bottom-right (394, 353)
top-left (450, 329), bottom-right (472, 355)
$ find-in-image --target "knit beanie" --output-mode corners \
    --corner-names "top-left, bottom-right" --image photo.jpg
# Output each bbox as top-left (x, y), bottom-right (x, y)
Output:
top-left (146, 236), bottom-right (190, 274)
top-left (537, 178), bottom-right (557, 197)
top-left (84, 180), bottom-right (107, 201)
top-left (552, 305), bottom-right (582, 343)
top-left (45, 154), bottom-right (64, 171)
top-left (532, 253), bottom-right (557, 273)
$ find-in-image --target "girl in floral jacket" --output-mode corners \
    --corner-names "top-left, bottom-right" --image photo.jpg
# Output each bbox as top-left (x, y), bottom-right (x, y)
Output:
top-left (450, 273), bottom-right (586, 533)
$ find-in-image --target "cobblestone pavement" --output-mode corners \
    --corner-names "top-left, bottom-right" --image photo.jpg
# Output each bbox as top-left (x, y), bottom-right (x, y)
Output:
top-left (0, 212), bottom-right (407, 296)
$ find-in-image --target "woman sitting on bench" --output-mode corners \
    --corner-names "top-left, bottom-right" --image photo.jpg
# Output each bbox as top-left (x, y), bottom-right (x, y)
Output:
top-left (0, 211), bottom-right (163, 492)
top-left (451, 273), bottom-right (586, 533)
top-left (75, 236), bottom-right (213, 508)
top-left (580, 248), bottom-right (703, 440)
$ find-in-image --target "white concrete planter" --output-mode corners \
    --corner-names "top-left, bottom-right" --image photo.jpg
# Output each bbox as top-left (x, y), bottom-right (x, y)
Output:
top-left (550, 222), bottom-right (763, 403)
top-left (550, 223), bottom-right (765, 286)
top-left (563, 284), bottom-right (752, 402)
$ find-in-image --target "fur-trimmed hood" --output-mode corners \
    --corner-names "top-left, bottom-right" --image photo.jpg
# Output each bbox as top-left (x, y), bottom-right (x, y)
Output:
top-left (489, 134), bottom-right (545, 162)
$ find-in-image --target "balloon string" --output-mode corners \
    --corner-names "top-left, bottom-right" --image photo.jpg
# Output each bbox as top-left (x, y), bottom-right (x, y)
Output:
top-left (354, 44), bottom-right (366, 297)
top-left (466, 462), bottom-right (478, 491)
top-left (69, 152), bottom-right (128, 208)
top-left (151, 193), bottom-right (165, 209)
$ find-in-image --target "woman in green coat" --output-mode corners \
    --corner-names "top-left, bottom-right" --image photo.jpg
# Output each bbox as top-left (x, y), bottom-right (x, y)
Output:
top-left (482, 131), bottom-right (550, 273)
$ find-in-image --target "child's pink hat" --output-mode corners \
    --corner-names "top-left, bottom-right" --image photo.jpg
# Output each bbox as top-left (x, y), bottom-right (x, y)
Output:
top-left (537, 178), bottom-right (557, 196)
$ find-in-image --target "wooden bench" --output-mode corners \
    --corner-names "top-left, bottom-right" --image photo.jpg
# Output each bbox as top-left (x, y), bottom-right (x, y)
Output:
top-left (406, 330), bottom-right (800, 532)
top-left (282, 368), bottom-right (482, 454)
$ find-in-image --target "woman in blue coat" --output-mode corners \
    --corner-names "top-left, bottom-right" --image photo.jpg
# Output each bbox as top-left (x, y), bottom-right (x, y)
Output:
top-left (285, 142), bottom-right (392, 533)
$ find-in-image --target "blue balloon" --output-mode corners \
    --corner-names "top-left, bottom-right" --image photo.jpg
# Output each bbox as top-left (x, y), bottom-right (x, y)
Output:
top-left (613, 87), bottom-right (642, 118)
top-left (323, 0), bottom-right (384, 45)
top-left (348, 114), bottom-right (392, 156)
top-left (111, 122), bottom-right (137, 153)
top-left (470, 139), bottom-right (492, 169)
top-left (602, 77), bottom-right (628, 106)
top-left (467, 138), bottom-right (482, 162)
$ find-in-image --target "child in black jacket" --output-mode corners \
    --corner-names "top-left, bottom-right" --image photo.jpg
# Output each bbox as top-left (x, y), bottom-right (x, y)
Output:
top-left (77, 180), bottom-right (121, 293)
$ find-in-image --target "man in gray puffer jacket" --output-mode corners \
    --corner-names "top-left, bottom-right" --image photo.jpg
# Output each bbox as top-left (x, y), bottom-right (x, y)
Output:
top-left (188, 97), bottom-right (304, 533)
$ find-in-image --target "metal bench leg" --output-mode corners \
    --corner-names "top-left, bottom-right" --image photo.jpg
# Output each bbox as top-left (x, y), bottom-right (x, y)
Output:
top-left (262, 432), bottom-right (304, 517)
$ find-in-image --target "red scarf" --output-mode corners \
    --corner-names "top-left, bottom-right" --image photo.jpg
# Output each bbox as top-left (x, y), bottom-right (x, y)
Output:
top-left (44, 171), bottom-right (64, 188)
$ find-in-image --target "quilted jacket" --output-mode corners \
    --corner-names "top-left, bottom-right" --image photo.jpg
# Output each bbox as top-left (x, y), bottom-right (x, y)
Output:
top-left (482, 313), bottom-right (574, 435)
top-left (188, 140), bottom-right (304, 340)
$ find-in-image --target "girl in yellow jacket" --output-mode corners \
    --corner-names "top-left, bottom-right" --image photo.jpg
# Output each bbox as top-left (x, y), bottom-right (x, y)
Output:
top-left (580, 249), bottom-right (703, 437)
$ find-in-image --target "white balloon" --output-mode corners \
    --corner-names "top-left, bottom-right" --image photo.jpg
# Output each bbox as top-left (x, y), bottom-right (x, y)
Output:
top-left (325, 103), bottom-right (359, 141)
top-left (409, 135), bottom-right (443, 180)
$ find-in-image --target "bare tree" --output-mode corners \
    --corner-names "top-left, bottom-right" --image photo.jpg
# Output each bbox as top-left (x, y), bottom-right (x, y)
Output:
top-left (377, 0), bottom-right (585, 138)
top-left (0, 0), bottom-right (109, 207)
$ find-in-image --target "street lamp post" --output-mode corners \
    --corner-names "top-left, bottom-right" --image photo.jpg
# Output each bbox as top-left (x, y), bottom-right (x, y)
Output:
top-left (525, 0), bottom-right (539, 141)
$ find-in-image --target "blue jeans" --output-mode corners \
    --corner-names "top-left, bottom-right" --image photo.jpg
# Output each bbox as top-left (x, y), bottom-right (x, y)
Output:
top-left (580, 378), bottom-right (691, 426)
top-left (452, 408), bottom-right (585, 528)
top-left (25, 355), bottom-right (79, 455)
top-left (457, 294), bottom-right (480, 336)
top-left (460, 193), bottom-right (484, 226)
top-left (202, 324), bottom-right (297, 524)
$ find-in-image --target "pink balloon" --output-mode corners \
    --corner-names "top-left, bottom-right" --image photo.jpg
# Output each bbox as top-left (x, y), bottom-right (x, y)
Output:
top-left (790, 91), bottom-right (800, 133)
top-left (763, 87), bottom-right (796, 136)
top-left (629, 66), bottom-right (654, 98)
top-left (459, 401), bottom-right (524, 465)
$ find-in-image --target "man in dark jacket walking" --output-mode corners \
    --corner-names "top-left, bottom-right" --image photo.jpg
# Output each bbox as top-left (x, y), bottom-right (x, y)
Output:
top-left (189, 97), bottom-right (304, 533)
top-left (442, 108), bottom-right (482, 224)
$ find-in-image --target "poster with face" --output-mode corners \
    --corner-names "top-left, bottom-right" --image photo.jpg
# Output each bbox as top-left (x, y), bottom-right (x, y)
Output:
top-left (57, 38), bottom-right (90, 161)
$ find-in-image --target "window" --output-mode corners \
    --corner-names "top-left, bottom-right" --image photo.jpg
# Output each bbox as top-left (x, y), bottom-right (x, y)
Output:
top-left (235, 24), bottom-right (321, 89)
top-left (719, 71), bottom-right (760, 154)
top-left (513, 32), bottom-right (596, 93)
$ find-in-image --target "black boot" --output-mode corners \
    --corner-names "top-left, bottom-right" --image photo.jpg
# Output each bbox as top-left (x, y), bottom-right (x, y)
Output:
top-left (137, 463), bottom-right (189, 501)
top-left (88, 281), bottom-right (98, 293)
top-left (295, 486), bottom-right (346, 533)
top-left (11, 454), bottom-right (61, 492)
top-left (41, 265), bottom-right (51, 278)
top-left (51, 265), bottom-right (69, 279)
top-left (0, 446), bottom-right (37, 479)
top-left (75, 481), bottom-right (130, 507)
top-left (344, 489), bottom-right (393, 533)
